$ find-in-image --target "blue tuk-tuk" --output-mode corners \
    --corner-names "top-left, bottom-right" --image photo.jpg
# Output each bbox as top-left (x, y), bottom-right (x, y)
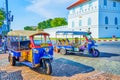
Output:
top-left (54, 31), bottom-right (100, 57)
top-left (7, 30), bottom-right (53, 75)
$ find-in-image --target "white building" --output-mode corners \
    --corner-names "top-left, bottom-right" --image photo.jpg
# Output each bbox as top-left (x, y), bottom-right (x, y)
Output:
top-left (44, 26), bottom-right (71, 38)
top-left (67, 0), bottom-right (120, 38)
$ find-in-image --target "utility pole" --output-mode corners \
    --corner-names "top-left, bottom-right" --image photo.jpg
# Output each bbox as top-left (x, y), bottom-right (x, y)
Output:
top-left (5, 0), bottom-right (10, 32)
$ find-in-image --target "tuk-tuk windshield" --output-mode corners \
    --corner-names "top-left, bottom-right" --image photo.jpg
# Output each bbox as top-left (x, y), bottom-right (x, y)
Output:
top-left (86, 34), bottom-right (93, 41)
top-left (33, 35), bottom-right (51, 46)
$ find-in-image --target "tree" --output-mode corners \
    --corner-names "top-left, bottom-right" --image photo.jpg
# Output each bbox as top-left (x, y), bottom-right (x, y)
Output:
top-left (37, 17), bottom-right (67, 29)
top-left (24, 26), bottom-right (34, 30)
top-left (46, 19), bottom-right (52, 28)
top-left (51, 17), bottom-right (67, 27)
top-left (24, 17), bottom-right (68, 30)
top-left (0, 8), bottom-right (5, 27)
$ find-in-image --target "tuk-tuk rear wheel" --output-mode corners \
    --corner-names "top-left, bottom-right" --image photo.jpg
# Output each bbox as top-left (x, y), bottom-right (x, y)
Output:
top-left (9, 55), bottom-right (16, 66)
top-left (60, 49), bottom-right (67, 55)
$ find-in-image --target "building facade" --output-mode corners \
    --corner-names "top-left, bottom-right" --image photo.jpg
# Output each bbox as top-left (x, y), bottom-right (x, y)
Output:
top-left (67, 0), bottom-right (120, 38)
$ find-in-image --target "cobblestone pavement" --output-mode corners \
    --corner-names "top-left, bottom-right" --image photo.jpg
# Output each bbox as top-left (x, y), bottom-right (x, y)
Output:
top-left (0, 42), bottom-right (120, 80)
top-left (98, 41), bottom-right (120, 62)
top-left (0, 54), bottom-right (120, 80)
top-left (53, 42), bottom-right (120, 75)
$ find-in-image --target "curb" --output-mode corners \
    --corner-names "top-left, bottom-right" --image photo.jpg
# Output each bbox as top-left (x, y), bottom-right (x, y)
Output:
top-left (96, 39), bottom-right (119, 42)
top-left (81, 39), bottom-right (119, 42)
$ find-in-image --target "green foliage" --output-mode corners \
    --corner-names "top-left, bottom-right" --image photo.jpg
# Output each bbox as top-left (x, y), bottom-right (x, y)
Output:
top-left (0, 22), bottom-right (3, 26)
top-left (38, 17), bottom-right (67, 29)
top-left (24, 17), bottom-right (68, 30)
top-left (24, 26), bottom-right (35, 30)
top-left (51, 18), bottom-right (67, 27)
top-left (38, 19), bottom-right (53, 29)
top-left (0, 8), bottom-right (5, 27)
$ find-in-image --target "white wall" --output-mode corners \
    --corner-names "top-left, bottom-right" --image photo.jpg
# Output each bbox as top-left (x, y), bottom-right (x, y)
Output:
top-left (68, 0), bottom-right (120, 38)
top-left (44, 26), bottom-right (72, 38)
top-left (98, 0), bottom-right (120, 38)
top-left (68, 0), bottom-right (99, 38)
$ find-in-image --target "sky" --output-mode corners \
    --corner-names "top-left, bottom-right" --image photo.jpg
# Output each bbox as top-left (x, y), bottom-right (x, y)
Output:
top-left (0, 0), bottom-right (76, 30)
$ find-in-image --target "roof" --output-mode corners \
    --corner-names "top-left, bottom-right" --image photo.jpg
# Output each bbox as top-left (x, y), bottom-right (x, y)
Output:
top-left (56, 31), bottom-right (88, 35)
top-left (7, 30), bottom-right (49, 36)
top-left (67, 0), bottom-right (88, 10)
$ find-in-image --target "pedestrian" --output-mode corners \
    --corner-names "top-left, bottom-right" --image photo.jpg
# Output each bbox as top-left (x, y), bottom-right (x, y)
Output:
top-left (2, 37), bottom-right (5, 52)
top-left (2, 36), bottom-right (7, 53)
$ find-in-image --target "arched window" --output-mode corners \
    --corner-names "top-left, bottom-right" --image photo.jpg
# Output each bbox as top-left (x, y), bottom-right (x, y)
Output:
top-left (105, 16), bottom-right (108, 24)
top-left (113, 2), bottom-right (116, 7)
top-left (88, 17), bottom-right (91, 26)
top-left (72, 21), bottom-right (74, 27)
top-left (89, 2), bottom-right (92, 7)
top-left (115, 17), bottom-right (118, 25)
top-left (104, 0), bottom-right (107, 6)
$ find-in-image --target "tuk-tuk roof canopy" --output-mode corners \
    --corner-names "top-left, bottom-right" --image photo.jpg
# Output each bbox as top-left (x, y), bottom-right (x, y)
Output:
top-left (56, 31), bottom-right (88, 35)
top-left (7, 30), bottom-right (50, 37)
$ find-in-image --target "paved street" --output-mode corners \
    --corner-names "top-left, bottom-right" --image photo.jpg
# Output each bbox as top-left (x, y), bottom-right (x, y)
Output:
top-left (98, 41), bottom-right (120, 62)
top-left (0, 41), bottom-right (120, 80)
top-left (53, 41), bottom-right (120, 75)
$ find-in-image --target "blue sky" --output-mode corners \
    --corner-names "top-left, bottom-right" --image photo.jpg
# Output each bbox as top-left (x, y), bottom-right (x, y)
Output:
top-left (0, 0), bottom-right (76, 30)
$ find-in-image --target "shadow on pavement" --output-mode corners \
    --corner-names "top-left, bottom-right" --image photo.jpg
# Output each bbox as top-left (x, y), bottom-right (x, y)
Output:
top-left (51, 58), bottom-right (94, 77)
top-left (67, 52), bottom-right (120, 58)
top-left (32, 58), bottom-right (94, 77)
top-left (99, 52), bottom-right (120, 58)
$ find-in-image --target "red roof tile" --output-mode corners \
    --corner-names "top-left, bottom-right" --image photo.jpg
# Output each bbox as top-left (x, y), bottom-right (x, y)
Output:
top-left (67, 0), bottom-right (88, 10)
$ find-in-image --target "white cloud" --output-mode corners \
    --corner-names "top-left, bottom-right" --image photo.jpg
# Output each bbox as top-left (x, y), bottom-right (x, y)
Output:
top-left (26, 0), bottom-right (75, 19)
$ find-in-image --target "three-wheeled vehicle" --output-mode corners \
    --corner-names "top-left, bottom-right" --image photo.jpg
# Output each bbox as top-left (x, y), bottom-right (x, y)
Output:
top-left (7, 30), bottom-right (53, 75)
top-left (54, 31), bottom-right (100, 57)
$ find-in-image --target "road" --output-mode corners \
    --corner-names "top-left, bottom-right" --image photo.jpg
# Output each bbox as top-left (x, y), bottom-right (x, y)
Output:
top-left (98, 41), bottom-right (120, 62)
top-left (0, 41), bottom-right (120, 80)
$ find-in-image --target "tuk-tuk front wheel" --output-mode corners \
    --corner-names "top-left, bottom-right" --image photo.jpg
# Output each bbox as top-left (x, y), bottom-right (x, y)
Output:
top-left (9, 55), bottom-right (16, 66)
top-left (91, 49), bottom-right (100, 57)
top-left (43, 60), bottom-right (52, 75)
top-left (60, 49), bottom-right (67, 55)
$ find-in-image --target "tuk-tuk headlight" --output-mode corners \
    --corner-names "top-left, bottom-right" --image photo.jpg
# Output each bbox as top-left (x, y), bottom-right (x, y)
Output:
top-left (45, 48), bottom-right (49, 53)
top-left (33, 49), bottom-right (39, 53)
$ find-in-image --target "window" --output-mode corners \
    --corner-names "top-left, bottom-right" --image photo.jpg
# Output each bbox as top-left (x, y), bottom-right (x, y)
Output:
top-left (89, 2), bottom-right (92, 7)
top-left (105, 27), bottom-right (108, 29)
top-left (115, 17), bottom-right (118, 25)
top-left (72, 21), bottom-right (74, 27)
top-left (104, 0), bottom-right (107, 6)
top-left (113, 2), bottom-right (116, 7)
top-left (88, 18), bottom-right (91, 26)
top-left (116, 27), bottom-right (119, 29)
top-left (80, 6), bottom-right (83, 12)
top-left (79, 20), bottom-right (82, 26)
top-left (105, 16), bottom-right (108, 24)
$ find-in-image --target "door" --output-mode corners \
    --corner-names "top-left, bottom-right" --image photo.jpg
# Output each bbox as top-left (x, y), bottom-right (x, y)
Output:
top-left (27, 50), bottom-right (33, 62)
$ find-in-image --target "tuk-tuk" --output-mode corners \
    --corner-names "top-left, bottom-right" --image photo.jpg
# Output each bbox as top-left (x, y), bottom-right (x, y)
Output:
top-left (54, 31), bottom-right (100, 57)
top-left (7, 30), bottom-right (53, 75)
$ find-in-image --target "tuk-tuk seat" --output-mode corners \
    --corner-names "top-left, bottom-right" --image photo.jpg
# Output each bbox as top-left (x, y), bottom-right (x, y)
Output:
top-left (61, 39), bottom-right (65, 45)
top-left (57, 39), bottom-right (62, 45)
top-left (20, 40), bottom-right (30, 50)
top-left (64, 38), bottom-right (70, 45)
top-left (11, 41), bottom-right (19, 51)
top-left (20, 50), bottom-right (30, 61)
